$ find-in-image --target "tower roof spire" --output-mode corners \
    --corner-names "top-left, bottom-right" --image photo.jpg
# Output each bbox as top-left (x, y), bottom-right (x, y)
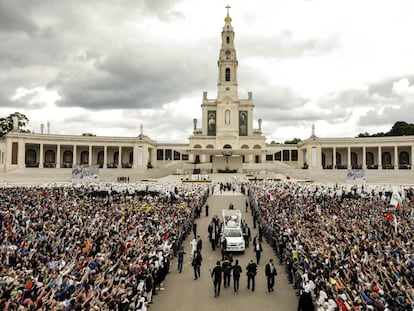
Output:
top-left (225, 4), bottom-right (232, 23)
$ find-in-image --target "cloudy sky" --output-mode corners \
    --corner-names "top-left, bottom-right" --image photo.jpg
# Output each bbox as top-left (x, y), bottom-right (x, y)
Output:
top-left (2, 0), bottom-right (414, 143)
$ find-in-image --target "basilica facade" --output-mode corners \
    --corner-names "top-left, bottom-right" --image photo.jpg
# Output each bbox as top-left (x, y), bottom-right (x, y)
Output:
top-left (1, 11), bottom-right (413, 175)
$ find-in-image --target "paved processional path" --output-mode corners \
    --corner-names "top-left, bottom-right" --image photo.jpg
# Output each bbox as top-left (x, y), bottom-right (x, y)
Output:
top-left (150, 188), bottom-right (298, 311)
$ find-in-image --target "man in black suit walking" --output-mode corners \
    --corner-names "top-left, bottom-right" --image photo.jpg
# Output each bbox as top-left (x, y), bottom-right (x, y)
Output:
top-left (246, 259), bottom-right (257, 291)
top-left (211, 261), bottom-right (223, 297)
top-left (253, 235), bottom-right (263, 265)
top-left (232, 259), bottom-right (242, 293)
top-left (196, 235), bottom-right (203, 254)
top-left (265, 259), bottom-right (277, 292)
top-left (192, 250), bottom-right (202, 280)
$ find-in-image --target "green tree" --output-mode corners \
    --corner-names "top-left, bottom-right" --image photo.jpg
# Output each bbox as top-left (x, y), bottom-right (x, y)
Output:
top-left (284, 137), bottom-right (301, 144)
top-left (0, 112), bottom-right (30, 138)
top-left (357, 132), bottom-right (371, 137)
top-left (357, 121), bottom-right (414, 137)
top-left (387, 121), bottom-right (414, 136)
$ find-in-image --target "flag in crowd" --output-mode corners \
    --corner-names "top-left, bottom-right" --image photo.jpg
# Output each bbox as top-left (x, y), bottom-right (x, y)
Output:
top-left (390, 190), bottom-right (403, 209)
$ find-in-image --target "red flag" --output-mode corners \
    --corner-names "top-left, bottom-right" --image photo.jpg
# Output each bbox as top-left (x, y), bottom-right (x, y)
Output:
top-left (386, 213), bottom-right (393, 221)
top-left (25, 280), bottom-right (33, 291)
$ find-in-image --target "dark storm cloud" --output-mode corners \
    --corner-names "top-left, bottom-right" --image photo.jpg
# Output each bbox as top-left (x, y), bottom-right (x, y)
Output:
top-left (319, 76), bottom-right (414, 129)
top-left (254, 87), bottom-right (307, 110)
top-left (358, 107), bottom-right (414, 127)
top-left (317, 88), bottom-right (380, 110)
top-left (52, 44), bottom-right (215, 110)
top-left (0, 0), bottom-right (206, 112)
top-left (242, 83), bottom-right (349, 125)
top-left (0, 1), bottom-right (38, 35)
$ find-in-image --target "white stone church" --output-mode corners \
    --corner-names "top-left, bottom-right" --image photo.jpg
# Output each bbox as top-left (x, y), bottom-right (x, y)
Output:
top-left (1, 10), bottom-right (414, 183)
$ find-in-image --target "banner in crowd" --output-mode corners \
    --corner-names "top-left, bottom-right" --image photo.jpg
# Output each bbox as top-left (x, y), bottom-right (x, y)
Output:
top-left (72, 164), bottom-right (99, 182)
top-left (390, 190), bottom-right (403, 209)
top-left (346, 169), bottom-right (366, 182)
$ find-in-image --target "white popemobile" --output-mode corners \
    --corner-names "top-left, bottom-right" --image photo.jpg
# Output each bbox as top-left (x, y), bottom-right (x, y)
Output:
top-left (221, 209), bottom-right (245, 253)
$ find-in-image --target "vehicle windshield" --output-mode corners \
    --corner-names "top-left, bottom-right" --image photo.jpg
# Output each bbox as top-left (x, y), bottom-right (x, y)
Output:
top-left (224, 228), bottom-right (242, 237)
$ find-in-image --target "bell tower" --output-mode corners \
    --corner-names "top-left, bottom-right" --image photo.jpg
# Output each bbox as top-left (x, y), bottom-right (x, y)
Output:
top-left (217, 5), bottom-right (239, 101)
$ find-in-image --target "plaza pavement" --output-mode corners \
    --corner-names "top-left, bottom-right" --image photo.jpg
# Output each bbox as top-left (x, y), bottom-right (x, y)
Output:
top-left (149, 188), bottom-right (298, 311)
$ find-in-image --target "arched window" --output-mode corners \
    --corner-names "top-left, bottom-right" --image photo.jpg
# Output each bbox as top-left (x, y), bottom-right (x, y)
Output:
top-left (225, 68), bottom-right (230, 81)
top-left (351, 152), bottom-right (358, 166)
top-left (226, 36), bottom-right (230, 44)
top-left (335, 152), bottom-right (342, 166)
top-left (97, 151), bottom-right (104, 165)
top-left (25, 149), bottom-right (37, 166)
top-left (382, 152), bottom-right (391, 165)
top-left (114, 151), bottom-right (119, 164)
top-left (63, 150), bottom-right (73, 167)
top-left (366, 152), bottom-right (374, 165)
top-left (399, 151), bottom-right (409, 164)
top-left (45, 150), bottom-right (56, 163)
top-left (80, 151), bottom-right (89, 164)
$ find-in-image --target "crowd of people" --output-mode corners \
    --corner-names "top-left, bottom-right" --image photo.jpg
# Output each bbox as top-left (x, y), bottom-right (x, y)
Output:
top-left (249, 181), bottom-right (414, 310)
top-left (0, 182), bottom-right (208, 310)
top-left (2, 175), bottom-right (414, 311)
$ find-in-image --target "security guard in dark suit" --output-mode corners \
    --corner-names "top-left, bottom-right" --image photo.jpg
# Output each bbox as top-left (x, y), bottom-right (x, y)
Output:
top-left (246, 259), bottom-right (257, 291)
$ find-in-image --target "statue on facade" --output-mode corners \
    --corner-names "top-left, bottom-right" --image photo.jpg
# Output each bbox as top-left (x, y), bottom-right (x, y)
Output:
top-left (12, 116), bottom-right (19, 131)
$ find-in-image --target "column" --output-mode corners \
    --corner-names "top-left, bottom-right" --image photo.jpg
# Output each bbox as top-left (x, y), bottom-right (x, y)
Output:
top-left (88, 145), bottom-right (92, 165)
top-left (103, 146), bottom-right (107, 168)
top-left (143, 145), bottom-right (149, 168)
top-left (333, 146), bottom-right (336, 169)
top-left (18, 141), bottom-right (25, 168)
top-left (297, 148), bottom-right (303, 167)
top-left (39, 144), bottom-right (44, 168)
top-left (411, 145), bottom-right (414, 170)
top-left (347, 146), bottom-right (351, 169)
top-left (149, 148), bottom-right (155, 166)
top-left (362, 146), bottom-right (366, 169)
top-left (56, 144), bottom-right (61, 168)
top-left (133, 144), bottom-right (138, 169)
top-left (118, 146), bottom-right (122, 167)
top-left (73, 145), bottom-right (77, 167)
top-left (378, 145), bottom-right (381, 169)
top-left (317, 145), bottom-right (322, 169)
top-left (393, 146), bottom-right (398, 170)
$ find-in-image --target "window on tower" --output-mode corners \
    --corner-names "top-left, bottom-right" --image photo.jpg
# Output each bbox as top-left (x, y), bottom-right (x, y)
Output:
top-left (226, 36), bottom-right (230, 44)
top-left (225, 68), bottom-right (230, 81)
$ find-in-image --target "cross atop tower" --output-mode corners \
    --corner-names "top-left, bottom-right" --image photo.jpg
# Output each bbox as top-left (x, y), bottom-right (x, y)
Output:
top-left (224, 4), bottom-right (232, 23)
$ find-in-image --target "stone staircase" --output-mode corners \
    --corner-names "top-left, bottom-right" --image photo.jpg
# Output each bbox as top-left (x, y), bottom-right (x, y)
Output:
top-left (1, 164), bottom-right (413, 186)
